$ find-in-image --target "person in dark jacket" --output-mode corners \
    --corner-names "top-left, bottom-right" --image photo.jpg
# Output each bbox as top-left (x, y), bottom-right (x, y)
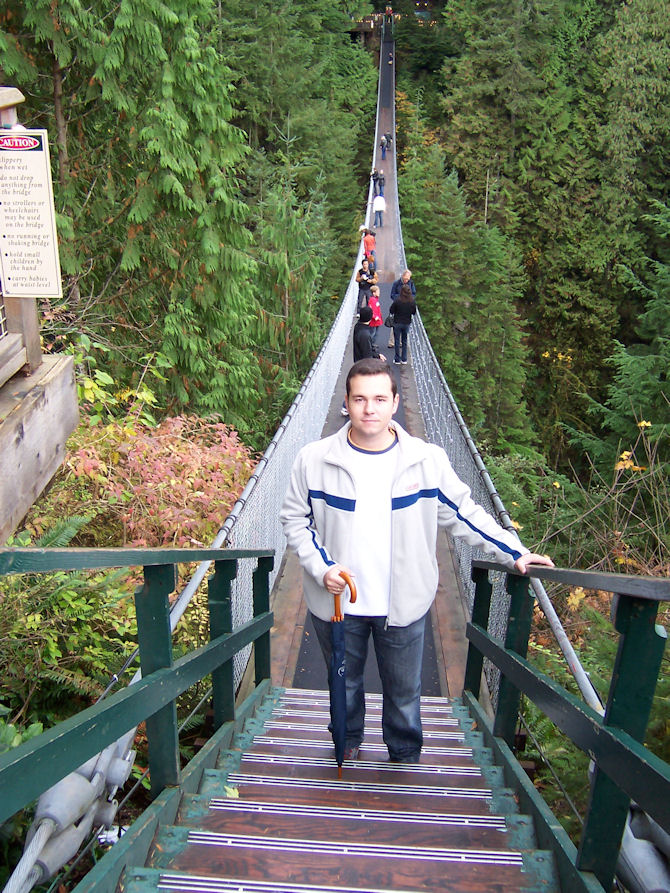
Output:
top-left (356, 258), bottom-right (377, 312)
top-left (390, 269), bottom-right (416, 301)
top-left (389, 283), bottom-right (417, 365)
top-left (341, 307), bottom-right (386, 415)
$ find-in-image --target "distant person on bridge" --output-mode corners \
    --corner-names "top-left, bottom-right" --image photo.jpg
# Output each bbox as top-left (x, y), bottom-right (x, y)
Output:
top-left (368, 285), bottom-right (384, 345)
top-left (373, 193), bottom-right (386, 228)
top-left (371, 168), bottom-right (380, 196)
top-left (377, 169), bottom-right (385, 197)
top-left (390, 283), bottom-right (417, 365)
top-left (363, 228), bottom-right (376, 270)
top-left (340, 307), bottom-right (385, 416)
top-left (380, 134), bottom-right (387, 160)
top-left (356, 257), bottom-right (377, 312)
top-left (281, 358), bottom-right (554, 764)
top-left (390, 269), bottom-right (416, 301)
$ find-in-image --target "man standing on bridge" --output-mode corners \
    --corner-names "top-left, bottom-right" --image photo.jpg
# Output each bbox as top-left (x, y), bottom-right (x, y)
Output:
top-left (280, 358), bottom-right (554, 764)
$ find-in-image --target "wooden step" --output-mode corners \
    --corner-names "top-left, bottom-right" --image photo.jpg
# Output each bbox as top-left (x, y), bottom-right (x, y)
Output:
top-left (147, 825), bottom-right (556, 891)
top-left (199, 767), bottom-right (517, 817)
top-left (177, 795), bottom-right (539, 852)
top-left (245, 736), bottom-right (491, 766)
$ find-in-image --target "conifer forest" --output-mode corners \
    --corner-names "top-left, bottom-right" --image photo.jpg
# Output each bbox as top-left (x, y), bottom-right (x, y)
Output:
top-left (1, 0), bottom-right (667, 568)
top-left (0, 0), bottom-right (668, 852)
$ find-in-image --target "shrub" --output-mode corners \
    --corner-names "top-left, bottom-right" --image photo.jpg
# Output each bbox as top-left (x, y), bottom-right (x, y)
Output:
top-left (25, 415), bottom-right (256, 548)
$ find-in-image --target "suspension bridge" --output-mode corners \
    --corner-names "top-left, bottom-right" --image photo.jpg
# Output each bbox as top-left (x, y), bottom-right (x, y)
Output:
top-left (1, 19), bottom-right (669, 893)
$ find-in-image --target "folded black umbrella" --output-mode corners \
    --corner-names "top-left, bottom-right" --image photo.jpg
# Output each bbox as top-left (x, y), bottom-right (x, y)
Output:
top-left (328, 571), bottom-right (357, 778)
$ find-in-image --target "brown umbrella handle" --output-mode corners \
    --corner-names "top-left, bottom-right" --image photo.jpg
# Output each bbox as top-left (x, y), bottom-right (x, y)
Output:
top-left (332, 571), bottom-right (357, 622)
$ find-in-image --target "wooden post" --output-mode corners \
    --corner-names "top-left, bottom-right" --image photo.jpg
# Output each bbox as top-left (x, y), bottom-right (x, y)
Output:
top-left (464, 566), bottom-right (494, 697)
top-left (577, 594), bottom-right (666, 890)
top-left (208, 558), bottom-right (237, 728)
top-left (493, 573), bottom-right (533, 746)
top-left (135, 563), bottom-right (180, 799)
top-left (253, 555), bottom-right (274, 686)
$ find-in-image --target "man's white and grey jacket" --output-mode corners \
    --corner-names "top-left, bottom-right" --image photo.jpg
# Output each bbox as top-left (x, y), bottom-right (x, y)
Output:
top-left (280, 421), bottom-right (529, 627)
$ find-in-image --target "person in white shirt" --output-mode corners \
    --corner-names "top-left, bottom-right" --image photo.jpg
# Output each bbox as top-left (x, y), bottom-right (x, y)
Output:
top-left (280, 358), bottom-right (553, 762)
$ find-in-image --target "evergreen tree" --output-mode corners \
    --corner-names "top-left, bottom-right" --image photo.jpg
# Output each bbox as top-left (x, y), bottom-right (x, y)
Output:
top-left (572, 201), bottom-right (670, 467)
top-left (1, 0), bottom-right (262, 427)
top-left (399, 124), bottom-right (531, 450)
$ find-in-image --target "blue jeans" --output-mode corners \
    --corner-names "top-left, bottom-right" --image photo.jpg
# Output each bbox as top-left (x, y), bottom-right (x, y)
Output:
top-left (311, 612), bottom-right (426, 761)
top-left (374, 210), bottom-right (383, 228)
top-left (393, 322), bottom-right (410, 362)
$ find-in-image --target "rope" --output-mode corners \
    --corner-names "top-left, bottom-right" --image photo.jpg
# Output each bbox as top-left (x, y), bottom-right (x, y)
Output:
top-left (3, 819), bottom-right (56, 893)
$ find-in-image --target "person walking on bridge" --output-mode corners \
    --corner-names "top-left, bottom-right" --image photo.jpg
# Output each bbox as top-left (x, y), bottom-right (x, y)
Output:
top-left (281, 358), bottom-right (554, 764)
top-left (390, 282), bottom-right (417, 365)
top-left (373, 193), bottom-right (386, 228)
top-left (390, 268), bottom-right (416, 301)
top-left (356, 257), bottom-right (377, 312)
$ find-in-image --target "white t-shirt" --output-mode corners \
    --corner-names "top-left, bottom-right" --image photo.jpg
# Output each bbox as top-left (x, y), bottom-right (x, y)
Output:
top-left (344, 432), bottom-right (398, 616)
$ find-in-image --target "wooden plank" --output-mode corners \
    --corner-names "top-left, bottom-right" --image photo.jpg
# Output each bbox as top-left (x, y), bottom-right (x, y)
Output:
top-left (0, 334), bottom-right (26, 388)
top-left (472, 559), bottom-right (670, 600)
top-left (0, 355), bottom-right (78, 543)
top-left (0, 545), bottom-right (272, 575)
top-left (151, 835), bottom-right (548, 892)
top-left (186, 802), bottom-right (519, 852)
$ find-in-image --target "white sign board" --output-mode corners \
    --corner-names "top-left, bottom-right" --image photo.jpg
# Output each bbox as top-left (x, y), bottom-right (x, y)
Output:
top-left (0, 129), bottom-right (62, 298)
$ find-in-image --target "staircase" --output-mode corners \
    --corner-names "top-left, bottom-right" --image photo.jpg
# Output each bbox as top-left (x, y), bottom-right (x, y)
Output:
top-left (120, 687), bottom-right (560, 893)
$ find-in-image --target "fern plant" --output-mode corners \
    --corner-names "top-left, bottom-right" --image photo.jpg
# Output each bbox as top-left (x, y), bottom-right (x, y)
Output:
top-left (0, 521), bottom-right (137, 729)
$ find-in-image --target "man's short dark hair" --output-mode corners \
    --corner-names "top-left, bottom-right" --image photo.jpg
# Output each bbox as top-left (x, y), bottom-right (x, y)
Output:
top-left (346, 358), bottom-right (397, 397)
top-left (359, 306), bottom-right (373, 323)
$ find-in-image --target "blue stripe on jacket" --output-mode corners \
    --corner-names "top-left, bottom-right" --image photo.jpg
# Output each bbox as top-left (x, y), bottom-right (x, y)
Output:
top-left (391, 488), bottom-right (522, 561)
top-left (308, 489), bottom-right (356, 511)
top-left (306, 490), bottom-right (355, 567)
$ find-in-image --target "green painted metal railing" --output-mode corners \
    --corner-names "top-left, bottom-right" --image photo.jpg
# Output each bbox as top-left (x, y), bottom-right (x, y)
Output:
top-left (464, 560), bottom-right (670, 893)
top-left (0, 547), bottom-right (274, 826)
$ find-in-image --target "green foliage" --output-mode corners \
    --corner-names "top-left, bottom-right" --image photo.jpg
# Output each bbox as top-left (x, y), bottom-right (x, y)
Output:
top-left (398, 121), bottom-right (532, 450)
top-left (0, 706), bottom-right (43, 757)
top-left (570, 202), bottom-right (670, 468)
top-left (424, 0), bottom-right (669, 467)
top-left (1, 0), bottom-right (377, 443)
top-left (523, 594), bottom-right (670, 842)
top-left (0, 522), bottom-right (136, 728)
top-left (26, 415), bottom-right (255, 549)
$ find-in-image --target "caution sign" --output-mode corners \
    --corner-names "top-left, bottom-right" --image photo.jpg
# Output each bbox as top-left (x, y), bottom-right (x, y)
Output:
top-left (0, 129), bottom-right (62, 298)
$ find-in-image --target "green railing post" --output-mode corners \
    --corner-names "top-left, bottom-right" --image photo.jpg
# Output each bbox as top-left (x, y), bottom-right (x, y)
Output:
top-left (253, 555), bottom-right (274, 686)
top-left (464, 566), bottom-right (493, 697)
top-left (208, 558), bottom-right (237, 728)
top-left (134, 563), bottom-right (180, 799)
top-left (493, 573), bottom-right (533, 747)
top-left (577, 594), bottom-right (667, 890)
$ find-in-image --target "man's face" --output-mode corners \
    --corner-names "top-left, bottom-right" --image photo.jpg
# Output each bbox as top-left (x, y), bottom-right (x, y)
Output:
top-left (345, 374), bottom-right (399, 448)
top-left (402, 272), bottom-right (410, 284)
top-left (362, 260), bottom-right (369, 271)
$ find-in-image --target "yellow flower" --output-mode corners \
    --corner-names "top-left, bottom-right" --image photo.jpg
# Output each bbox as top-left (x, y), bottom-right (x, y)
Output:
top-left (619, 450), bottom-right (632, 460)
top-left (567, 587), bottom-right (586, 610)
top-left (552, 481), bottom-right (560, 489)
top-left (638, 420), bottom-right (651, 429)
top-left (511, 520), bottom-right (523, 530)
